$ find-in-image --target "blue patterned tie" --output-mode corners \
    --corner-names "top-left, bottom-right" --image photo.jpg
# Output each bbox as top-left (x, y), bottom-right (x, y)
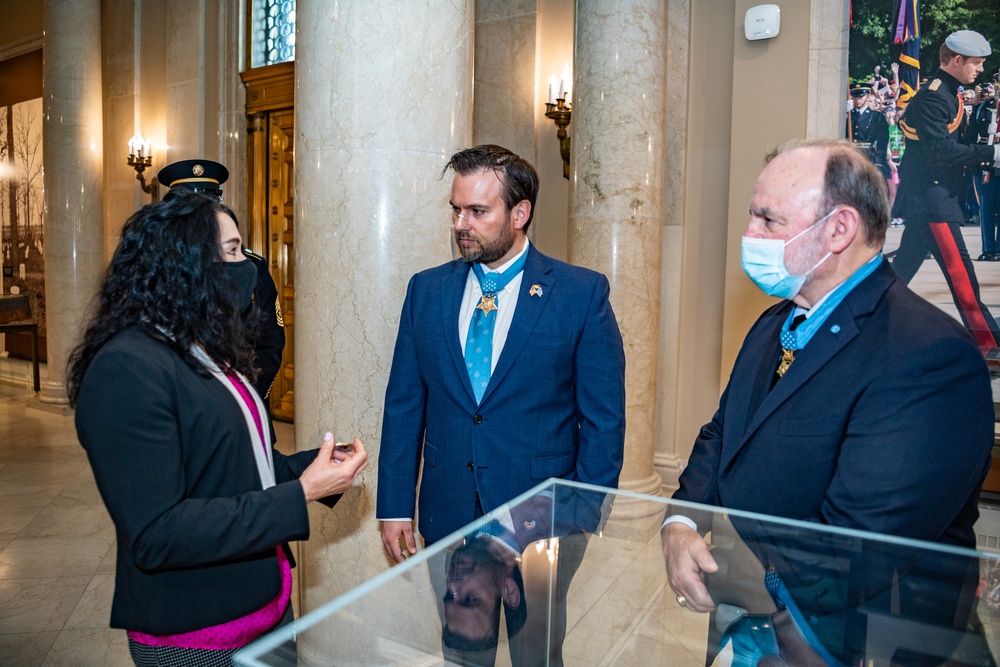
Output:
top-left (465, 254), bottom-right (528, 403)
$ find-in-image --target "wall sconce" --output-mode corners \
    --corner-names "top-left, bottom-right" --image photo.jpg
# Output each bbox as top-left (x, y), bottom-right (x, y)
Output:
top-left (127, 132), bottom-right (159, 201)
top-left (544, 64), bottom-right (572, 180)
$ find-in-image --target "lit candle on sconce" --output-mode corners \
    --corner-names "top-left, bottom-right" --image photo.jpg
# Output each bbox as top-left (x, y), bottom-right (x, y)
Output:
top-left (559, 62), bottom-right (572, 103)
top-left (543, 63), bottom-right (573, 180)
top-left (128, 132), bottom-right (154, 158)
top-left (126, 131), bottom-right (159, 201)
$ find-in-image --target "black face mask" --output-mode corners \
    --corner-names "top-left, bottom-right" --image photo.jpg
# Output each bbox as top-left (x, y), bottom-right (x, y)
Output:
top-left (224, 258), bottom-right (257, 312)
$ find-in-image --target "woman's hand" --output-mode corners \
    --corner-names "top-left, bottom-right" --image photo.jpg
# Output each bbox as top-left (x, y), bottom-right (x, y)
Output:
top-left (299, 433), bottom-right (368, 503)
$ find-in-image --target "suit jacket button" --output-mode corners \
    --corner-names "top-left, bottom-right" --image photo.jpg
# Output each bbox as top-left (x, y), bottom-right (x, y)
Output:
top-left (467, 462), bottom-right (475, 471)
top-left (473, 414), bottom-right (483, 424)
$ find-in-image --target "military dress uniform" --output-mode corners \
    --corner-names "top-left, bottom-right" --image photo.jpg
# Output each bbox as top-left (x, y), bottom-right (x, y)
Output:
top-left (967, 98), bottom-right (1000, 259)
top-left (157, 159), bottom-right (286, 399)
top-left (892, 68), bottom-right (1000, 352)
top-left (847, 95), bottom-right (891, 177)
top-left (242, 248), bottom-right (286, 400)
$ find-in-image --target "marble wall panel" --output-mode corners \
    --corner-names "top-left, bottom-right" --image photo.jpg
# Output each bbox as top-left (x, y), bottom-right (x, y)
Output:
top-left (654, 0), bottom-right (691, 492)
top-left (165, 78), bottom-right (206, 161)
top-left (476, 0), bottom-right (536, 22)
top-left (808, 0), bottom-right (851, 139)
top-left (216, 2), bottom-right (246, 218)
top-left (103, 94), bottom-right (138, 259)
top-left (164, 1), bottom-right (203, 84)
top-left (473, 11), bottom-right (537, 159)
top-left (101, 0), bottom-right (137, 101)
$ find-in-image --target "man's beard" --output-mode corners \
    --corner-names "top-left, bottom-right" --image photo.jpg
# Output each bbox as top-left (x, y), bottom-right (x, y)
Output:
top-left (455, 218), bottom-right (516, 264)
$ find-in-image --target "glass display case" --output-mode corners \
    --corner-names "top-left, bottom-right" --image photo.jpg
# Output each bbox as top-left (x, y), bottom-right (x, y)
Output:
top-left (236, 480), bottom-right (1000, 666)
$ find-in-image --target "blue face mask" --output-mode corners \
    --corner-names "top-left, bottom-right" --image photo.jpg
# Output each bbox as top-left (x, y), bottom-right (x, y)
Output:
top-left (740, 210), bottom-right (835, 299)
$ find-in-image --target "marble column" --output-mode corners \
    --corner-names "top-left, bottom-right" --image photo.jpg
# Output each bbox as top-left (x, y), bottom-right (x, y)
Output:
top-left (37, 0), bottom-right (104, 407)
top-left (655, 0), bottom-right (692, 495)
top-left (293, 0), bottom-right (474, 638)
top-left (569, 0), bottom-right (665, 507)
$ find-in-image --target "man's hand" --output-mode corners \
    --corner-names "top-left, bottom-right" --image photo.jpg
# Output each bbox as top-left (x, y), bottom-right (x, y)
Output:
top-left (381, 520), bottom-right (417, 563)
top-left (661, 522), bottom-right (718, 613)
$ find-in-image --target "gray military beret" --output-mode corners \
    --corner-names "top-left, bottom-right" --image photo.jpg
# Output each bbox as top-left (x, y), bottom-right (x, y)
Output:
top-left (945, 30), bottom-right (992, 58)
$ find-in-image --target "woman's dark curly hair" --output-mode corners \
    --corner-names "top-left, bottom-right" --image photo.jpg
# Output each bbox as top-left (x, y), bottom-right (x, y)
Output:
top-left (67, 192), bottom-right (257, 405)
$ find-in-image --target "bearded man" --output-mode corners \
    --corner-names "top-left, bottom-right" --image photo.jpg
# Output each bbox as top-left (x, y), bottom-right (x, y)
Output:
top-left (377, 144), bottom-right (625, 556)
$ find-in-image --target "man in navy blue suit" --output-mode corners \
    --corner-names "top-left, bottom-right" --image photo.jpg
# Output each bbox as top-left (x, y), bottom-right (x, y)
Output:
top-left (662, 139), bottom-right (993, 665)
top-left (377, 144), bottom-right (626, 557)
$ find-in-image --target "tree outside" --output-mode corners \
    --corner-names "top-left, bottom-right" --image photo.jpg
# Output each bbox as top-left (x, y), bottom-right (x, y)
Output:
top-left (0, 97), bottom-right (46, 341)
top-left (850, 0), bottom-right (1000, 85)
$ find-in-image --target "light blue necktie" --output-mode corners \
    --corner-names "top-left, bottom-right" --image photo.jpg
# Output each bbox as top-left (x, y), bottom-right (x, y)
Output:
top-left (775, 254), bottom-right (883, 380)
top-left (465, 253), bottom-right (528, 403)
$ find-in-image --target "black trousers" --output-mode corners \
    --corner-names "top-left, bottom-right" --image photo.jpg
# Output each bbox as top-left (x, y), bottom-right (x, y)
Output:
top-left (891, 219), bottom-right (1000, 350)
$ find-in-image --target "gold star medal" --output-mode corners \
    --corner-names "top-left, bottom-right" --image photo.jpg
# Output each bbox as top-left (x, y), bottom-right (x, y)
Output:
top-left (776, 348), bottom-right (795, 377)
top-left (476, 294), bottom-right (498, 315)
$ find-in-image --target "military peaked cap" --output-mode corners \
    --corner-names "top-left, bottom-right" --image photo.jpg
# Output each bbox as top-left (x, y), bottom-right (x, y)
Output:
top-left (157, 159), bottom-right (229, 199)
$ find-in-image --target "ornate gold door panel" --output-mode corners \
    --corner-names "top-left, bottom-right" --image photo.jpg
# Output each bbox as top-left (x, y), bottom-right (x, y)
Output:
top-left (265, 110), bottom-right (295, 421)
top-left (243, 63), bottom-right (295, 421)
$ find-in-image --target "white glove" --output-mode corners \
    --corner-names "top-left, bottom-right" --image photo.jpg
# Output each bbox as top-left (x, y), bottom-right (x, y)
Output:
top-left (994, 144), bottom-right (1000, 168)
top-left (989, 121), bottom-right (999, 136)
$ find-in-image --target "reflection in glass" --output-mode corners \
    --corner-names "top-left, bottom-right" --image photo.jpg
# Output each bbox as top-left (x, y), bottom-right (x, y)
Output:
top-left (236, 480), bottom-right (1000, 667)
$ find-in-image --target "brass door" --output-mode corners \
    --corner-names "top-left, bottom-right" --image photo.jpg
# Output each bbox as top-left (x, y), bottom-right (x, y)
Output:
top-left (243, 63), bottom-right (295, 421)
top-left (265, 110), bottom-right (295, 421)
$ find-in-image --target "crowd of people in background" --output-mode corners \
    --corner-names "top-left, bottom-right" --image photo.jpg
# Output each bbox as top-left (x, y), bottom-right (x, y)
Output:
top-left (848, 62), bottom-right (999, 252)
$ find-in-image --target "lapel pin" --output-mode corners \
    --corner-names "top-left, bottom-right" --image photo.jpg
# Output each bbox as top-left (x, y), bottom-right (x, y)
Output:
top-left (830, 324), bottom-right (841, 334)
top-left (529, 284), bottom-right (543, 297)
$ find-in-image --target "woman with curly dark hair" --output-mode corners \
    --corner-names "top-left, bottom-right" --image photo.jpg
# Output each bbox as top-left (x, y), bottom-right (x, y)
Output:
top-left (69, 192), bottom-right (367, 667)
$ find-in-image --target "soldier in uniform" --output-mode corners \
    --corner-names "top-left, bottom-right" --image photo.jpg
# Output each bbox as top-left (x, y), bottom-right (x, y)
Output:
top-left (967, 80), bottom-right (999, 260)
top-left (846, 83), bottom-right (890, 179)
top-left (157, 159), bottom-right (286, 399)
top-left (892, 31), bottom-right (1000, 358)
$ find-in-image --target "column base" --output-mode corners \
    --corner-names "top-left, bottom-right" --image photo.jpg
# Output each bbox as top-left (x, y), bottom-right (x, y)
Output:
top-left (617, 470), bottom-right (664, 499)
top-left (25, 396), bottom-right (74, 417)
top-left (654, 452), bottom-right (685, 496)
top-left (30, 381), bottom-right (74, 415)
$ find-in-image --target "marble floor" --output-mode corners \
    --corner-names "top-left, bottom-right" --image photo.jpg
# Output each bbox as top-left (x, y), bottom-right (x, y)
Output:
top-left (0, 386), bottom-right (129, 665)
top-left (0, 387), bottom-right (297, 667)
top-left (1, 224), bottom-right (1000, 666)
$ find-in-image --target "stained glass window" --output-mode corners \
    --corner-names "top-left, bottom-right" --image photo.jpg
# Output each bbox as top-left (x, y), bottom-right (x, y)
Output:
top-left (250, 0), bottom-right (295, 67)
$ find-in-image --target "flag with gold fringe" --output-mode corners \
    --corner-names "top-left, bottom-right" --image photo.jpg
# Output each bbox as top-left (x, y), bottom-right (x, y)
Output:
top-left (892, 0), bottom-right (920, 109)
